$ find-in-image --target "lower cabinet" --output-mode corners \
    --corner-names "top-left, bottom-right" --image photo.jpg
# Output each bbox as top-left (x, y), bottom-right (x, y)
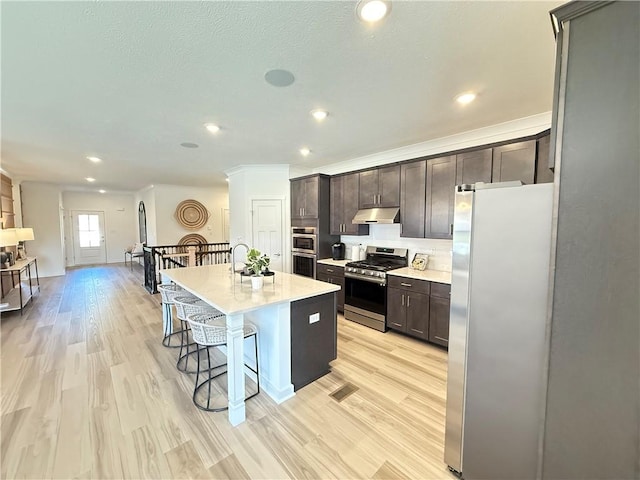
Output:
top-left (428, 283), bottom-right (451, 347)
top-left (387, 275), bottom-right (450, 347)
top-left (316, 264), bottom-right (345, 312)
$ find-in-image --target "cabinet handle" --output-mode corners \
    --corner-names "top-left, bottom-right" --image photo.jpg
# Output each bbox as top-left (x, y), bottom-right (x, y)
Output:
top-left (401, 294), bottom-right (405, 306)
top-left (373, 194), bottom-right (376, 204)
top-left (410, 328), bottom-right (424, 334)
top-left (450, 223), bottom-right (454, 235)
top-left (378, 194), bottom-right (381, 204)
top-left (407, 296), bottom-right (411, 307)
top-left (392, 322), bottom-right (402, 328)
top-left (327, 268), bottom-right (334, 273)
top-left (400, 282), bottom-right (412, 287)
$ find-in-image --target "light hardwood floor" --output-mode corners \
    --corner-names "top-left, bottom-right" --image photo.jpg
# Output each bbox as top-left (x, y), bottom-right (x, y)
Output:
top-left (1, 264), bottom-right (451, 479)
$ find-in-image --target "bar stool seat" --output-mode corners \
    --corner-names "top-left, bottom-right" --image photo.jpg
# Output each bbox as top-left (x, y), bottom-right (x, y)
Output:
top-left (187, 311), bottom-right (260, 412)
top-left (173, 295), bottom-right (223, 374)
top-left (157, 284), bottom-right (193, 348)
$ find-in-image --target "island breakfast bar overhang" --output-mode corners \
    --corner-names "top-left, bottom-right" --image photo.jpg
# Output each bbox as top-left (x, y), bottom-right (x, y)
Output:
top-left (160, 264), bottom-right (340, 425)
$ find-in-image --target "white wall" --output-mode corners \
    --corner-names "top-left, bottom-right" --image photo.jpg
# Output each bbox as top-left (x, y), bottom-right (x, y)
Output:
top-left (20, 182), bottom-right (66, 277)
top-left (226, 165), bottom-right (291, 272)
top-left (151, 184), bottom-right (228, 245)
top-left (62, 191), bottom-right (137, 265)
top-left (342, 225), bottom-right (453, 271)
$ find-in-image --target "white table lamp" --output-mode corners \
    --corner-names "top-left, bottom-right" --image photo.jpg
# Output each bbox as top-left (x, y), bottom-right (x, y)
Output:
top-left (0, 228), bottom-right (18, 247)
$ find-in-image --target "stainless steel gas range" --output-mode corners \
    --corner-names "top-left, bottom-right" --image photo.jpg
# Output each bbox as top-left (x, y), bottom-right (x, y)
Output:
top-left (343, 246), bottom-right (408, 332)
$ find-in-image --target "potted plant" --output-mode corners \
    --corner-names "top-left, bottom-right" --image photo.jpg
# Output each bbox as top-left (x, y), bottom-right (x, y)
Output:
top-left (246, 248), bottom-right (270, 289)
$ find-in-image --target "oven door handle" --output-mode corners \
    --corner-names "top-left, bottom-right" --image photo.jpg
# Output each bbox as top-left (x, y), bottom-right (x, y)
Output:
top-left (344, 272), bottom-right (386, 285)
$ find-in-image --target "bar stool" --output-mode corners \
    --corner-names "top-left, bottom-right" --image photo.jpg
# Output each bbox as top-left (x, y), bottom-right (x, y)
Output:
top-left (157, 284), bottom-right (192, 348)
top-left (186, 311), bottom-right (260, 412)
top-left (173, 295), bottom-right (223, 374)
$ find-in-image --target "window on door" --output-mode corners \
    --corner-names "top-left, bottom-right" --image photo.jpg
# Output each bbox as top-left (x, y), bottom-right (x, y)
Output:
top-left (78, 214), bottom-right (101, 247)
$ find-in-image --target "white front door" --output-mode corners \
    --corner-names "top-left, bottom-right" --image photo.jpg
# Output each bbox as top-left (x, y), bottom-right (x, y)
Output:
top-left (72, 210), bottom-right (107, 265)
top-left (251, 199), bottom-right (283, 272)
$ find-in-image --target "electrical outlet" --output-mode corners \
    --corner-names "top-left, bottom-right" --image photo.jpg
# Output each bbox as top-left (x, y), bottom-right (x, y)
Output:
top-left (309, 312), bottom-right (320, 324)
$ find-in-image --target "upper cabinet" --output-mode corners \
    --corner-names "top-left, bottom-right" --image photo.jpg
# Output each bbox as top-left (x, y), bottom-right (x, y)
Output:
top-left (330, 173), bottom-right (369, 235)
top-left (425, 155), bottom-right (456, 239)
top-left (535, 133), bottom-right (554, 184)
top-left (359, 165), bottom-right (400, 208)
top-left (492, 140), bottom-right (536, 184)
top-left (400, 160), bottom-right (426, 238)
top-left (291, 175), bottom-right (320, 219)
top-left (456, 148), bottom-right (492, 185)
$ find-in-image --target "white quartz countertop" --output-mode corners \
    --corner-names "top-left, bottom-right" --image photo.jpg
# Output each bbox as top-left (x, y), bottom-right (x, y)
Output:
top-left (387, 267), bottom-right (452, 284)
top-left (317, 258), bottom-right (350, 267)
top-left (161, 264), bottom-right (340, 315)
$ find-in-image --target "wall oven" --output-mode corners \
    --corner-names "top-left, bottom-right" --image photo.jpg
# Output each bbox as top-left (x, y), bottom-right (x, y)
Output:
top-left (292, 227), bottom-right (316, 255)
top-left (292, 252), bottom-right (316, 279)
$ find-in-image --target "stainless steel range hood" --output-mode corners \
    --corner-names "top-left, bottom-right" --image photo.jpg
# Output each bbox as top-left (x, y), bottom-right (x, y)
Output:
top-left (352, 207), bottom-right (400, 224)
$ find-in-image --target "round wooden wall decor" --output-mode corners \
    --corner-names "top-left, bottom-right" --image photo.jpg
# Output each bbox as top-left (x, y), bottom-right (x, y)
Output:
top-left (175, 199), bottom-right (208, 230)
top-left (178, 233), bottom-right (208, 246)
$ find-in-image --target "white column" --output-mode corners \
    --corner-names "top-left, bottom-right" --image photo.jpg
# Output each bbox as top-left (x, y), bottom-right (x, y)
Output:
top-left (226, 312), bottom-right (246, 425)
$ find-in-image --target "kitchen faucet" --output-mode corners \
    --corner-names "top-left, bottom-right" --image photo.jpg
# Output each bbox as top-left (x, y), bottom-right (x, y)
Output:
top-left (230, 242), bottom-right (250, 272)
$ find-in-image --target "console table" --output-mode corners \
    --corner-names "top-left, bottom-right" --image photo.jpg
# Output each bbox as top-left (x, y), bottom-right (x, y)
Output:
top-left (0, 257), bottom-right (39, 315)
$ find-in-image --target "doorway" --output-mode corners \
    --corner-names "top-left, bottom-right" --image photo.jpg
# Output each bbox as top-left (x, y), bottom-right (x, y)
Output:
top-left (72, 210), bottom-right (107, 265)
top-left (251, 199), bottom-right (284, 272)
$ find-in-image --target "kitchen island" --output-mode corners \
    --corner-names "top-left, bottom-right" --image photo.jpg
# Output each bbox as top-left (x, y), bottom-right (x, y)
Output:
top-left (160, 264), bottom-right (340, 425)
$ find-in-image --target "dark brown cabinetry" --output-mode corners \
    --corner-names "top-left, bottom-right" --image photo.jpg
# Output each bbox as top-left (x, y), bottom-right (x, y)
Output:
top-left (400, 160), bottom-right (426, 238)
top-left (428, 282), bottom-right (450, 347)
top-left (387, 275), bottom-right (450, 347)
top-left (291, 175), bottom-right (320, 219)
top-left (386, 276), bottom-right (430, 340)
top-left (330, 173), bottom-right (369, 236)
top-left (425, 155), bottom-right (456, 239)
top-left (456, 148), bottom-right (492, 185)
top-left (492, 140), bottom-right (536, 184)
top-left (535, 134), bottom-right (554, 184)
top-left (359, 165), bottom-right (400, 208)
top-left (316, 263), bottom-right (345, 312)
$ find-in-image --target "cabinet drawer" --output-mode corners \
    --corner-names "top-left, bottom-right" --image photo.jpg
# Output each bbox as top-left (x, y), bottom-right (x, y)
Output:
top-left (317, 264), bottom-right (344, 277)
top-left (430, 282), bottom-right (451, 298)
top-left (387, 276), bottom-right (430, 294)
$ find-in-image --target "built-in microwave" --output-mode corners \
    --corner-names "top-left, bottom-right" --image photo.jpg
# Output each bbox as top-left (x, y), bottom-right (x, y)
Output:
top-left (292, 227), bottom-right (316, 254)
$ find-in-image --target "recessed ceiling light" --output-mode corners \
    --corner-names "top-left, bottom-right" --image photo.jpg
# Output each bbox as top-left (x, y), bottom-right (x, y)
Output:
top-left (86, 177), bottom-right (96, 182)
top-left (204, 123), bottom-right (220, 133)
top-left (180, 142), bottom-right (199, 148)
top-left (456, 92), bottom-right (477, 105)
top-left (99, 189), bottom-right (106, 194)
top-left (265, 69), bottom-right (295, 87)
top-left (357, 0), bottom-right (391, 22)
top-left (300, 148), bottom-right (311, 157)
top-left (311, 109), bottom-right (328, 121)
top-left (87, 156), bottom-right (102, 163)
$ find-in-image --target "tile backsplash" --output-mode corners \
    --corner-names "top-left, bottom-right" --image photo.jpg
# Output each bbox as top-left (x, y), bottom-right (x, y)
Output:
top-left (341, 224), bottom-right (453, 272)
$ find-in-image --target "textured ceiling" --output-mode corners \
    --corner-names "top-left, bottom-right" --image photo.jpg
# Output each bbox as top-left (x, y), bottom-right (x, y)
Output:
top-left (1, 1), bottom-right (561, 192)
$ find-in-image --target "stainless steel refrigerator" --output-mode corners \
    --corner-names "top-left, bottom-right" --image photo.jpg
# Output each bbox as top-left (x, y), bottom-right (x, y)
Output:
top-left (444, 182), bottom-right (554, 479)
